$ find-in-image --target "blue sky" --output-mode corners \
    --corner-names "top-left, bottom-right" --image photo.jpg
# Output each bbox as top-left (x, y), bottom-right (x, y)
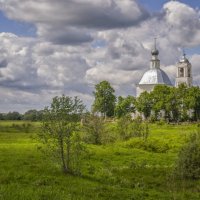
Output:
top-left (0, 0), bottom-right (199, 38)
top-left (140, 0), bottom-right (199, 11)
top-left (0, 11), bottom-right (36, 37)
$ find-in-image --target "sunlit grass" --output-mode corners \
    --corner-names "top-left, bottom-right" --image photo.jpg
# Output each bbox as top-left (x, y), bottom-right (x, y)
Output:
top-left (0, 121), bottom-right (199, 199)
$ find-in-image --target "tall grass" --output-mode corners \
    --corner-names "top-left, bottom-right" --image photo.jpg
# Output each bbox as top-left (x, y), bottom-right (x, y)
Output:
top-left (0, 121), bottom-right (199, 199)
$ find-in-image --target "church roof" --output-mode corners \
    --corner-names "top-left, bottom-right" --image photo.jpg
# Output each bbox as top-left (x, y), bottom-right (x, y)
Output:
top-left (138, 39), bottom-right (172, 86)
top-left (139, 68), bottom-right (172, 86)
top-left (179, 52), bottom-right (189, 63)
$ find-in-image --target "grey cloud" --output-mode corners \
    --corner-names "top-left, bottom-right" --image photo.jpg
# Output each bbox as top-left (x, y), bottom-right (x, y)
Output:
top-left (0, 0), bottom-right (149, 44)
top-left (0, 1), bottom-right (200, 112)
top-left (1, 0), bottom-right (149, 28)
top-left (0, 59), bottom-right (8, 68)
top-left (163, 1), bottom-right (200, 47)
top-left (37, 26), bottom-right (93, 45)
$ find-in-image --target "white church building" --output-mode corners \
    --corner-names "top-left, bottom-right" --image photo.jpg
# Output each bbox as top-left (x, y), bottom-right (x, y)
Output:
top-left (136, 41), bottom-right (193, 97)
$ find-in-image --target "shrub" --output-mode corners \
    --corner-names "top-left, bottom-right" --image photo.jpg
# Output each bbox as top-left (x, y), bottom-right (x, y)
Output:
top-left (117, 116), bottom-right (149, 141)
top-left (174, 126), bottom-right (200, 179)
top-left (82, 115), bottom-right (105, 144)
top-left (116, 115), bottom-right (132, 140)
top-left (126, 138), bottom-right (170, 153)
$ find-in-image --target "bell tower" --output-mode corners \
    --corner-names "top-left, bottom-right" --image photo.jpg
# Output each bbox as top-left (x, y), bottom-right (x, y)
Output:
top-left (175, 51), bottom-right (192, 87)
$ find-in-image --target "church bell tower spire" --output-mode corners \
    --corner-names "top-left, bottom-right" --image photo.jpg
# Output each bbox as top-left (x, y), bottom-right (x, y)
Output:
top-left (150, 38), bottom-right (160, 69)
top-left (175, 50), bottom-right (193, 87)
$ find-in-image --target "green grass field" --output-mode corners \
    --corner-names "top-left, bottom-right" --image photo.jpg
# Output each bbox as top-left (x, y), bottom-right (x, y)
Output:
top-left (0, 121), bottom-right (200, 200)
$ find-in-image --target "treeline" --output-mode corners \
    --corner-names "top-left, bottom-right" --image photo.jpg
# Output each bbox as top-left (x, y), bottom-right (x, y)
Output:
top-left (136, 84), bottom-right (200, 122)
top-left (1, 80), bottom-right (200, 123)
top-left (0, 110), bottom-right (44, 121)
top-left (92, 81), bottom-right (200, 122)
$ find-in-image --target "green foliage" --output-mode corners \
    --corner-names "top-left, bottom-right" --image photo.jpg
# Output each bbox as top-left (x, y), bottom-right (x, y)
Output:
top-left (115, 95), bottom-right (136, 118)
top-left (0, 121), bottom-right (200, 199)
top-left (175, 126), bottom-right (200, 179)
top-left (136, 91), bottom-right (152, 119)
top-left (0, 110), bottom-right (43, 121)
top-left (82, 115), bottom-right (105, 144)
top-left (4, 112), bottom-right (22, 120)
top-left (39, 95), bottom-right (86, 174)
top-left (117, 116), bottom-right (149, 140)
top-left (116, 115), bottom-right (132, 140)
top-left (126, 138), bottom-right (170, 153)
top-left (23, 109), bottom-right (44, 121)
top-left (136, 84), bottom-right (200, 122)
top-left (0, 122), bottom-right (33, 133)
top-left (92, 80), bottom-right (116, 117)
top-left (131, 117), bottom-right (149, 139)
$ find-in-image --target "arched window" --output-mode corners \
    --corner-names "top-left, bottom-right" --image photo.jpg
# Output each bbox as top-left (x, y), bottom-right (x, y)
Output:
top-left (188, 68), bottom-right (191, 77)
top-left (179, 68), bottom-right (184, 77)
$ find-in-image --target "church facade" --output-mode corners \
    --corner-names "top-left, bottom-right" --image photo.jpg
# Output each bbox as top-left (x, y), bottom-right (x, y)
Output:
top-left (136, 41), bottom-right (193, 97)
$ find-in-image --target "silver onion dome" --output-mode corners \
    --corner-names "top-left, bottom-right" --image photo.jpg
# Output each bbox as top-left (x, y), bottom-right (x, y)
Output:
top-left (180, 52), bottom-right (189, 63)
top-left (139, 68), bottom-right (172, 85)
top-left (138, 38), bottom-right (172, 86)
top-left (151, 48), bottom-right (159, 56)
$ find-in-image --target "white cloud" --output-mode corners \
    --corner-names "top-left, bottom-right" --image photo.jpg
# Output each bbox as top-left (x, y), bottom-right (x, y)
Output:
top-left (0, 1), bottom-right (200, 112)
top-left (0, 0), bottom-right (149, 44)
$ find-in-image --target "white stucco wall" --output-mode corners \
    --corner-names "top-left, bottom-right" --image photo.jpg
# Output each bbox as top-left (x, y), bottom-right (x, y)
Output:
top-left (136, 84), bottom-right (155, 97)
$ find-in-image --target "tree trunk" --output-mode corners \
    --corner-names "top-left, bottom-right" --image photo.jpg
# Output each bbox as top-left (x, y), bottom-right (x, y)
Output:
top-left (66, 129), bottom-right (71, 173)
top-left (59, 132), bottom-right (67, 173)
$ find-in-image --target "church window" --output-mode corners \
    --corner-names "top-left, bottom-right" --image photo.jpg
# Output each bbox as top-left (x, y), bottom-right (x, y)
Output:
top-left (179, 68), bottom-right (184, 77)
top-left (188, 68), bottom-right (191, 77)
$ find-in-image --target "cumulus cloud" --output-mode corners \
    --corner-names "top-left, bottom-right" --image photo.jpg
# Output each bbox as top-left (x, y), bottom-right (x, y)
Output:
top-left (0, 0), bottom-right (149, 27)
top-left (0, 0), bottom-right (149, 44)
top-left (0, 59), bottom-right (7, 68)
top-left (0, 0), bottom-right (200, 112)
top-left (0, 33), bottom-right (94, 111)
top-left (163, 1), bottom-right (200, 47)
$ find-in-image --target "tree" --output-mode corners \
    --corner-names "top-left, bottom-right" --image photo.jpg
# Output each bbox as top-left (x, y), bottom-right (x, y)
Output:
top-left (163, 87), bottom-right (179, 122)
top-left (185, 86), bottom-right (200, 121)
top-left (39, 95), bottom-right (86, 174)
top-left (82, 114), bottom-right (105, 145)
top-left (92, 80), bottom-right (116, 118)
top-left (5, 111), bottom-right (22, 120)
top-left (115, 95), bottom-right (136, 118)
top-left (0, 113), bottom-right (5, 120)
top-left (175, 126), bottom-right (200, 179)
top-left (117, 115), bottom-right (133, 140)
top-left (24, 109), bottom-right (43, 121)
top-left (136, 91), bottom-right (152, 119)
top-left (176, 84), bottom-right (189, 121)
top-left (150, 85), bottom-right (171, 120)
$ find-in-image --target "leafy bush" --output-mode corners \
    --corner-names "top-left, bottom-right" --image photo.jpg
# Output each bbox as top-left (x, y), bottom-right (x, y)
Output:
top-left (126, 138), bottom-right (170, 153)
top-left (82, 115), bottom-right (105, 144)
top-left (116, 115), bottom-right (132, 140)
top-left (117, 116), bottom-right (149, 141)
top-left (174, 126), bottom-right (200, 179)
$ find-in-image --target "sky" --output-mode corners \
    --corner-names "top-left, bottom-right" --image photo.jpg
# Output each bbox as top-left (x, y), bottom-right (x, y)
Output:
top-left (0, 0), bottom-right (200, 113)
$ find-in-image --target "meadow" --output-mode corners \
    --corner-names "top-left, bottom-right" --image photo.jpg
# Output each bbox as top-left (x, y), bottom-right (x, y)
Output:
top-left (0, 121), bottom-right (200, 200)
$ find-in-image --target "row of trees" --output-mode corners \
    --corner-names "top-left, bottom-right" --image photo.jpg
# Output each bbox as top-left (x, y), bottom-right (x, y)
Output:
top-left (0, 110), bottom-right (44, 121)
top-left (1, 80), bottom-right (200, 122)
top-left (92, 81), bottom-right (200, 122)
top-left (137, 84), bottom-right (200, 122)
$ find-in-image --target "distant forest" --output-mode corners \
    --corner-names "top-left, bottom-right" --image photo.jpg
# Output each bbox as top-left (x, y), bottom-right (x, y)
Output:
top-left (0, 110), bottom-right (44, 121)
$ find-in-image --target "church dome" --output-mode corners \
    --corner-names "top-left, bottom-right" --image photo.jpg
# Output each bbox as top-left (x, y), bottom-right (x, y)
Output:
top-left (139, 68), bottom-right (172, 85)
top-left (151, 49), bottom-right (159, 56)
top-left (179, 53), bottom-right (189, 63)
